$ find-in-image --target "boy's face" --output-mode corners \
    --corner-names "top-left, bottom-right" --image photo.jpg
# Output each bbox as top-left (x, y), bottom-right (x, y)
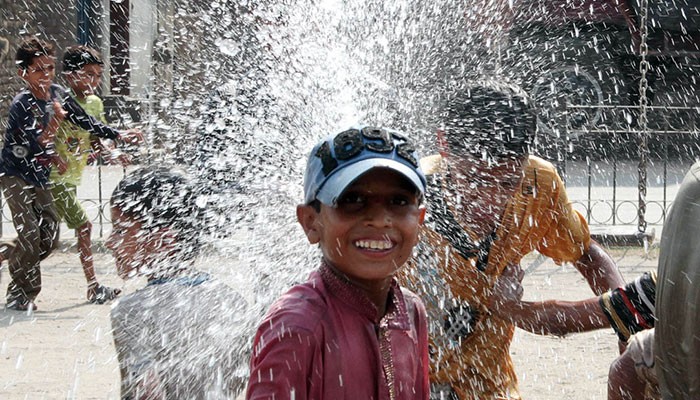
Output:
top-left (297, 168), bottom-right (425, 286)
top-left (66, 63), bottom-right (103, 96)
top-left (445, 150), bottom-right (523, 227)
top-left (18, 55), bottom-right (55, 94)
top-left (106, 205), bottom-right (164, 279)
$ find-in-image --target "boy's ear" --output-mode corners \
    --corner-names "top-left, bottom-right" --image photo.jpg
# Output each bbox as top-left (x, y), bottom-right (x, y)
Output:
top-left (436, 129), bottom-right (448, 157)
top-left (418, 206), bottom-right (426, 225)
top-left (296, 204), bottom-right (321, 244)
top-left (16, 68), bottom-right (27, 79)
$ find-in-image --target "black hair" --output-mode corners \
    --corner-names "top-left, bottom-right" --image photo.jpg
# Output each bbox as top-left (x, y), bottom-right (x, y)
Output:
top-left (308, 199), bottom-right (321, 212)
top-left (15, 37), bottom-right (55, 70)
top-left (111, 166), bottom-right (202, 259)
top-left (62, 45), bottom-right (103, 72)
top-left (442, 81), bottom-right (535, 159)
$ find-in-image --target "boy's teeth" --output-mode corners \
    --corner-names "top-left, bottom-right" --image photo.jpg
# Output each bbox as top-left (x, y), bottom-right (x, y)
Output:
top-left (355, 240), bottom-right (391, 250)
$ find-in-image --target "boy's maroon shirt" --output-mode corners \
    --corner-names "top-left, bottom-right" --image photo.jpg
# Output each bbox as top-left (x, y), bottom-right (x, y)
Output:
top-left (247, 262), bottom-right (430, 400)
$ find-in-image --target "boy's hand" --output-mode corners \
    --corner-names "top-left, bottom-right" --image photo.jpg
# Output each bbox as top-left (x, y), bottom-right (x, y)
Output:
top-left (108, 149), bottom-right (132, 167)
top-left (41, 102), bottom-right (68, 146)
top-left (118, 129), bottom-right (144, 145)
top-left (52, 101), bottom-right (67, 122)
top-left (87, 283), bottom-right (122, 304)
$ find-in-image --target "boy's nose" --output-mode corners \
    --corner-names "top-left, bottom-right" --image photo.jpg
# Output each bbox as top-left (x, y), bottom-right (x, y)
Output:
top-left (364, 201), bottom-right (392, 226)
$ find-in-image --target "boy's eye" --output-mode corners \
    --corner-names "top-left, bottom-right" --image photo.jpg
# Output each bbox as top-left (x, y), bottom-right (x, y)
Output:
top-left (335, 192), bottom-right (417, 213)
top-left (390, 195), bottom-right (411, 207)
top-left (337, 192), bottom-right (365, 206)
top-left (30, 65), bottom-right (55, 73)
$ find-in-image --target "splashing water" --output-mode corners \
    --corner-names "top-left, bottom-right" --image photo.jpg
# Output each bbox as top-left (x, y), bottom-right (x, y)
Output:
top-left (119, 0), bottom-right (700, 398)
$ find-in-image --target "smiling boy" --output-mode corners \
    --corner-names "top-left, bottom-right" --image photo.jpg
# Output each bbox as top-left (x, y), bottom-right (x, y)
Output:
top-left (246, 126), bottom-right (430, 400)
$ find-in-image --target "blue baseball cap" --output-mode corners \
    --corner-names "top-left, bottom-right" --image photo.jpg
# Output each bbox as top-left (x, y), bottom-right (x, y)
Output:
top-left (303, 126), bottom-right (427, 205)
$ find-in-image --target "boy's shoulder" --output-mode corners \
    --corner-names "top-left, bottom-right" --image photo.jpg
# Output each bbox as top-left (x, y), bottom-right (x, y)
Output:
top-left (9, 84), bottom-right (67, 106)
top-left (10, 88), bottom-right (33, 105)
top-left (7, 89), bottom-right (41, 122)
top-left (521, 155), bottom-right (564, 194)
top-left (525, 155), bottom-right (558, 174)
top-left (261, 272), bottom-right (329, 331)
top-left (84, 94), bottom-right (103, 104)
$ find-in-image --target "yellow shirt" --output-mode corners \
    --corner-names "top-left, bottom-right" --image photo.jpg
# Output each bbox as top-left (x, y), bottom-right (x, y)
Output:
top-left (49, 94), bottom-right (105, 186)
top-left (404, 154), bottom-right (590, 400)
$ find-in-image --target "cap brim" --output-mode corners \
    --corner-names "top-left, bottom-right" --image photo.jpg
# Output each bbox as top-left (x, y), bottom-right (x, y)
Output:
top-left (315, 158), bottom-right (425, 206)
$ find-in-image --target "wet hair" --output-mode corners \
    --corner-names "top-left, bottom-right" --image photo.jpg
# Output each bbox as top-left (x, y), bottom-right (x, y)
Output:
top-left (442, 81), bottom-right (535, 159)
top-left (62, 45), bottom-right (103, 72)
top-left (15, 37), bottom-right (55, 70)
top-left (111, 166), bottom-right (202, 259)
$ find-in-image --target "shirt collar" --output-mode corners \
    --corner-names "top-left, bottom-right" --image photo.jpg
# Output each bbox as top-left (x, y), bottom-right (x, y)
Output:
top-left (319, 262), bottom-right (410, 330)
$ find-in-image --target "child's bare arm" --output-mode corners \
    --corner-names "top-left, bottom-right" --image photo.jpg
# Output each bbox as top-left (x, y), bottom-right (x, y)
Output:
top-left (92, 138), bottom-right (132, 166)
top-left (501, 297), bottom-right (609, 337)
top-left (488, 264), bottom-right (610, 336)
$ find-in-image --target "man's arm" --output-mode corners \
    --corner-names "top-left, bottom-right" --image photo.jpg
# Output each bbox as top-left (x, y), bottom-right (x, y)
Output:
top-left (497, 298), bottom-right (610, 337)
top-left (573, 239), bottom-right (626, 295)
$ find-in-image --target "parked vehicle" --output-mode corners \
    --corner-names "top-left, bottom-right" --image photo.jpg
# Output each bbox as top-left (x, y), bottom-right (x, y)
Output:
top-left (499, 0), bottom-right (700, 159)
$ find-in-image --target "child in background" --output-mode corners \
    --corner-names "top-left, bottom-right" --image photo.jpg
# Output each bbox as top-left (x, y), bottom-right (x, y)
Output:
top-left (1, 37), bottom-right (141, 311)
top-left (108, 166), bottom-right (250, 399)
top-left (403, 83), bottom-right (624, 399)
top-left (246, 126), bottom-right (430, 400)
top-left (52, 45), bottom-right (135, 304)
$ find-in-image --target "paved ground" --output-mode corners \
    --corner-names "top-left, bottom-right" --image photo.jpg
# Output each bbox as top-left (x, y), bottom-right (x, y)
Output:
top-left (0, 241), bottom-right (659, 399)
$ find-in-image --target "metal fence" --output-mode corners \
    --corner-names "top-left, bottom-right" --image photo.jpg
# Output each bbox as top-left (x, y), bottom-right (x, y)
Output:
top-left (546, 104), bottom-right (699, 239)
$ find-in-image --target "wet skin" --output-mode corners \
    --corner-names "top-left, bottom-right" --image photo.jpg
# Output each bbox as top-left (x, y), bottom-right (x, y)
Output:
top-left (65, 63), bottom-right (103, 100)
top-left (106, 205), bottom-right (167, 279)
top-left (443, 153), bottom-right (525, 238)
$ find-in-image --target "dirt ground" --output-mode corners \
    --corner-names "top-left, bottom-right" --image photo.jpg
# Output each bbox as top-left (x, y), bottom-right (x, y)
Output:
top-left (0, 243), bottom-right (658, 399)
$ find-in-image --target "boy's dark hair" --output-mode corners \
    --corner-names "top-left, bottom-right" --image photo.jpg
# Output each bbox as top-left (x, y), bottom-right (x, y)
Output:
top-left (62, 45), bottom-right (103, 72)
top-left (442, 82), bottom-right (535, 159)
top-left (111, 166), bottom-right (202, 259)
top-left (15, 37), bottom-right (55, 70)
